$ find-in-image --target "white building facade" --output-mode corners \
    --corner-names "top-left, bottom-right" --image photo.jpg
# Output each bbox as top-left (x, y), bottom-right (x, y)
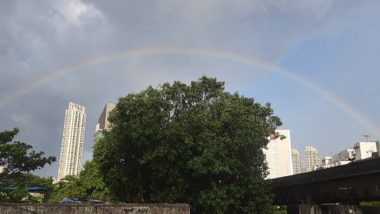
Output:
top-left (291, 149), bottom-right (302, 174)
top-left (263, 129), bottom-right (293, 179)
top-left (322, 156), bottom-right (332, 166)
top-left (57, 102), bottom-right (86, 180)
top-left (354, 142), bottom-right (378, 160)
top-left (322, 142), bottom-right (378, 169)
top-left (305, 146), bottom-right (321, 172)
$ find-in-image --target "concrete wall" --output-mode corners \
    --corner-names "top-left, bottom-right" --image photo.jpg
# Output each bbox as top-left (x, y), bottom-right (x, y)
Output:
top-left (0, 203), bottom-right (190, 214)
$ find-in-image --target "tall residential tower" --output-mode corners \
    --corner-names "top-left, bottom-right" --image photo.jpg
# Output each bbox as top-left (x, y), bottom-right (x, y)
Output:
top-left (95, 102), bottom-right (116, 132)
top-left (291, 149), bottom-right (302, 174)
top-left (305, 146), bottom-right (321, 172)
top-left (57, 102), bottom-right (86, 180)
top-left (94, 102), bottom-right (116, 141)
top-left (263, 129), bottom-right (294, 179)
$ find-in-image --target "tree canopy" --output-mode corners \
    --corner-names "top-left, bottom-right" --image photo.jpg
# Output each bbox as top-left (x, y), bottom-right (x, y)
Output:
top-left (94, 76), bottom-right (282, 213)
top-left (0, 128), bottom-right (56, 202)
top-left (49, 160), bottom-right (112, 202)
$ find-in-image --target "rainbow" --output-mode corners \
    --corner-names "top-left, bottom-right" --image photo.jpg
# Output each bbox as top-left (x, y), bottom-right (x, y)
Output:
top-left (0, 46), bottom-right (378, 134)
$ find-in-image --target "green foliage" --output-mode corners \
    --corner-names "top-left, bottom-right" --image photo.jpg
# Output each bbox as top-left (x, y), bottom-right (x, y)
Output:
top-left (49, 160), bottom-right (112, 202)
top-left (360, 201), bottom-right (380, 207)
top-left (0, 173), bottom-right (54, 203)
top-left (49, 175), bottom-right (84, 202)
top-left (273, 206), bottom-right (287, 214)
top-left (94, 76), bottom-right (282, 213)
top-left (0, 128), bottom-right (56, 202)
top-left (78, 160), bottom-right (112, 200)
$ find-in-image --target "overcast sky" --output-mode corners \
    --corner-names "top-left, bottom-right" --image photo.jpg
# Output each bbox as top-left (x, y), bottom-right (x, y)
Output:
top-left (1, 0), bottom-right (379, 177)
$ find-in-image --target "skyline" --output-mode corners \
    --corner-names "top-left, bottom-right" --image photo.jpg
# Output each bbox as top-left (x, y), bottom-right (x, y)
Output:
top-left (0, 0), bottom-right (379, 177)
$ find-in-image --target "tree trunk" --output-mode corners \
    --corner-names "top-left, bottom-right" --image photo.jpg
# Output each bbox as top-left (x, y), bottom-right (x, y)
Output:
top-left (138, 168), bottom-right (145, 203)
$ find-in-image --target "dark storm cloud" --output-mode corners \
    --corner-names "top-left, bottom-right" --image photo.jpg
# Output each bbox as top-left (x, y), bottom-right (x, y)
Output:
top-left (0, 0), bottom-right (110, 176)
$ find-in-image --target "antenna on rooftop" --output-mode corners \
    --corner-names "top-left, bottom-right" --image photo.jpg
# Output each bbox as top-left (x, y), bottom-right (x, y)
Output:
top-left (362, 132), bottom-right (371, 141)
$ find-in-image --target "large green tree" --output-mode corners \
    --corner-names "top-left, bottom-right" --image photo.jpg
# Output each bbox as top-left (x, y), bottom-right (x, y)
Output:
top-left (94, 76), bottom-right (282, 213)
top-left (0, 128), bottom-right (56, 202)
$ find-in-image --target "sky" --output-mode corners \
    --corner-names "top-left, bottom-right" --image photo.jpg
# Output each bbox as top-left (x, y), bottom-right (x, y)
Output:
top-left (0, 0), bottom-right (379, 177)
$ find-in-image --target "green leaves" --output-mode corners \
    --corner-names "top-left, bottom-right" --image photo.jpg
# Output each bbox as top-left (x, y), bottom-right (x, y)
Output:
top-left (0, 128), bottom-right (56, 202)
top-left (94, 76), bottom-right (281, 213)
top-left (0, 128), bottom-right (19, 145)
top-left (49, 160), bottom-right (112, 202)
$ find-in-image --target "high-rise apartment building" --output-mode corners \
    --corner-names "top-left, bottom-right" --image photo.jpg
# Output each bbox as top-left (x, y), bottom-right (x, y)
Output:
top-left (94, 102), bottom-right (116, 141)
top-left (57, 102), bottom-right (86, 180)
top-left (95, 102), bottom-right (116, 133)
top-left (305, 146), bottom-right (321, 172)
top-left (291, 149), bottom-right (302, 174)
top-left (263, 129), bottom-right (293, 179)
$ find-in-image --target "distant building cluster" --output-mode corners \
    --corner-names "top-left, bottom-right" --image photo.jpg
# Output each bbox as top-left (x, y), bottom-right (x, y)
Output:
top-left (321, 141), bottom-right (378, 169)
top-left (264, 129), bottom-right (379, 179)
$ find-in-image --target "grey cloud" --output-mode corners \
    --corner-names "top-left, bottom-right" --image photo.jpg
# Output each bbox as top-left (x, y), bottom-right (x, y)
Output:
top-left (1, 0), bottom-right (379, 177)
top-left (81, 0), bottom-right (364, 62)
